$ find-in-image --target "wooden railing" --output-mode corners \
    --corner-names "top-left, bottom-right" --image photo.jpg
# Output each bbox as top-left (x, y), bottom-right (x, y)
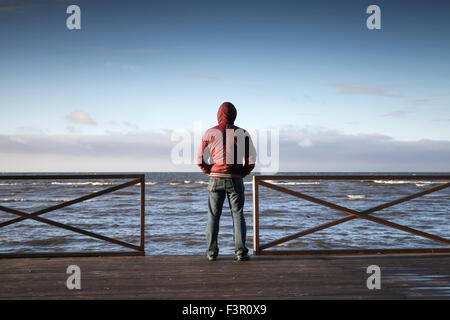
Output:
top-left (0, 174), bottom-right (145, 258)
top-left (252, 175), bottom-right (450, 255)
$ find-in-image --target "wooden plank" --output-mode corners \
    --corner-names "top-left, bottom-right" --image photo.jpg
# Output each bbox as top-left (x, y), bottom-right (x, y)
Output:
top-left (259, 248), bottom-right (450, 255)
top-left (0, 251), bottom-right (145, 259)
top-left (0, 254), bottom-right (449, 299)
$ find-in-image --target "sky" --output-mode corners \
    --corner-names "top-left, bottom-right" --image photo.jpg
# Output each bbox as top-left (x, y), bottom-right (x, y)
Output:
top-left (1, 0), bottom-right (449, 172)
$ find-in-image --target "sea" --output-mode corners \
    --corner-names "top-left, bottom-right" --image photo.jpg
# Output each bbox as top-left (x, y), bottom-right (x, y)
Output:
top-left (0, 172), bottom-right (448, 255)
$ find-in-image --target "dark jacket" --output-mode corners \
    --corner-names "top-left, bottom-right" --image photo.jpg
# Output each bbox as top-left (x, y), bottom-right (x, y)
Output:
top-left (197, 102), bottom-right (256, 177)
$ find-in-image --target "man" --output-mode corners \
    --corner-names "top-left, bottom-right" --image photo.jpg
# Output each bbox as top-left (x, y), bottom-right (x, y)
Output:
top-left (197, 102), bottom-right (256, 261)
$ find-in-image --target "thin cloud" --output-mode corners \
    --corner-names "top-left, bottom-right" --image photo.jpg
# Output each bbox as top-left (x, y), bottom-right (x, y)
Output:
top-left (121, 64), bottom-right (141, 72)
top-left (413, 98), bottom-right (431, 104)
top-left (298, 137), bottom-right (313, 148)
top-left (14, 127), bottom-right (45, 134)
top-left (330, 83), bottom-right (404, 98)
top-left (104, 61), bottom-right (142, 73)
top-left (107, 120), bottom-right (140, 131)
top-left (91, 46), bottom-right (161, 54)
top-left (65, 110), bottom-right (97, 126)
top-left (381, 110), bottom-right (412, 118)
top-left (66, 126), bottom-right (79, 133)
top-left (185, 73), bottom-right (220, 81)
top-left (431, 118), bottom-right (450, 123)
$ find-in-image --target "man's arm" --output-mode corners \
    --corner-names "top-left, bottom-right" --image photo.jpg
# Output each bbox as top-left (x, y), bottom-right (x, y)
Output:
top-left (197, 133), bottom-right (213, 175)
top-left (243, 131), bottom-right (256, 177)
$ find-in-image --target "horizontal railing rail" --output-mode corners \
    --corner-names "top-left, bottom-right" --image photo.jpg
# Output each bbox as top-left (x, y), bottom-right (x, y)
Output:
top-left (0, 174), bottom-right (145, 258)
top-left (252, 174), bottom-right (450, 255)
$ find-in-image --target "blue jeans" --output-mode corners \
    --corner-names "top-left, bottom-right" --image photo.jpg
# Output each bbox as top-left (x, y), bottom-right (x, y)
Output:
top-left (206, 177), bottom-right (249, 257)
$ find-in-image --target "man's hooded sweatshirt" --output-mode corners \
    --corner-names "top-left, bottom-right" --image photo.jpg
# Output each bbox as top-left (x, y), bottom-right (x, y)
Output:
top-left (197, 102), bottom-right (256, 178)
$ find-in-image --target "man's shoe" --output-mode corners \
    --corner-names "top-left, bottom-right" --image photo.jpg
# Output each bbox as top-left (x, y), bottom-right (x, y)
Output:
top-left (206, 255), bottom-right (217, 261)
top-left (236, 254), bottom-right (250, 261)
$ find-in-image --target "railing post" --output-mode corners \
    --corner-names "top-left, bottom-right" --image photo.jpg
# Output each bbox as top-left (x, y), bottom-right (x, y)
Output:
top-left (140, 176), bottom-right (146, 253)
top-left (253, 175), bottom-right (260, 255)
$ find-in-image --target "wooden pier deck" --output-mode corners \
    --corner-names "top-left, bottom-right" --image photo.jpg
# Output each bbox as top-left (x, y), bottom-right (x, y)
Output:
top-left (1, 253), bottom-right (449, 300)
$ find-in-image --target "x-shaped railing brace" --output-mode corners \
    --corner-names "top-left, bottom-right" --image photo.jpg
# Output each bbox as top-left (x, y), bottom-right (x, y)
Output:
top-left (258, 180), bottom-right (450, 250)
top-left (0, 179), bottom-right (143, 252)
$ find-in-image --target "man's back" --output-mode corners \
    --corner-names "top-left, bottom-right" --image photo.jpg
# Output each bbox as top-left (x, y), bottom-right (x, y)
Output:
top-left (197, 102), bottom-right (256, 177)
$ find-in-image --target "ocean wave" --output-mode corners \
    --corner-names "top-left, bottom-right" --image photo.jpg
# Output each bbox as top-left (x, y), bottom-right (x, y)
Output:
top-left (262, 209), bottom-right (283, 214)
top-left (146, 180), bottom-right (252, 186)
top-left (264, 180), bottom-right (321, 186)
top-left (168, 181), bottom-right (208, 185)
top-left (113, 191), bottom-right (137, 196)
top-left (262, 225), bottom-right (298, 230)
top-left (0, 182), bottom-right (48, 186)
top-left (415, 182), bottom-right (447, 187)
top-left (347, 195), bottom-right (366, 200)
top-left (373, 180), bottom-right (444, 186)
top-left (24, 237), bottom-right (68, 246)
top-left (1, 198), bottom-right (28, 202)
top-left (51, 182), bottom-right (115, 186)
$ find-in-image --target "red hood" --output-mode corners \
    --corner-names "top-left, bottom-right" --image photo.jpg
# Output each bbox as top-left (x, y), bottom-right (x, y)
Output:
top-left (217, 102), bottom-right (237, 125)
